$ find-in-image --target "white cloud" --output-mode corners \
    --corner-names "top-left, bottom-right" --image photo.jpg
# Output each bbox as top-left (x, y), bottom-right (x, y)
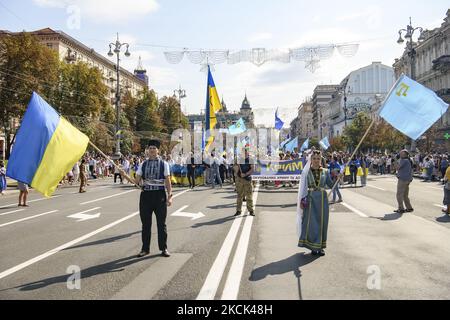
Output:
top-left (336, 5), bottom-right (382, 30)
top-left (33, 0), bottom-right (159, 23)
top-left (248, 32), bottom-right (273, 43)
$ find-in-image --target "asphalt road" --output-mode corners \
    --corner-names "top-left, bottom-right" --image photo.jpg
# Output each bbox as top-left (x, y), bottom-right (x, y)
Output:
top-left (0, 175), bottom-right (449, 300)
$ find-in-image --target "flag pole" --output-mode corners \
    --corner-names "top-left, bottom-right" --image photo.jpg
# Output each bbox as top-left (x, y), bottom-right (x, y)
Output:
top-left (88, 141), bottom-right (139, 188)
top-left (326, 75), bottom-right (402, 199)
top-left (327, 119), bottom-right (376, 199)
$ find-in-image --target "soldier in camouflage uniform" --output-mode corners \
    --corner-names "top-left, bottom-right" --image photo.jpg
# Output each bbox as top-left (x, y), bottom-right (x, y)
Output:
top-left (234, 149), bottom-right (255, 217)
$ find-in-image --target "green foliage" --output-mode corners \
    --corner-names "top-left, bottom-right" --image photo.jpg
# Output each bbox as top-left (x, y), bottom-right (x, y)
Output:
top-left (309, 137), bottom-right (319, 149)
top-left (0, 32), bottom-right (59, 158)
top-left (341, 112), bottom-right (408, 153)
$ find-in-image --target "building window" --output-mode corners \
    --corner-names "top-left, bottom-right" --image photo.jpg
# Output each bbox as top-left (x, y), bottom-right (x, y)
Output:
top-left (46, 43), bottom-right (53, 49)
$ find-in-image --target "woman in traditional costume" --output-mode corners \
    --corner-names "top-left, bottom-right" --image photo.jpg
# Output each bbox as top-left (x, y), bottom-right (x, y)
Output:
top-left (297, 150), bottom-right (336, 256)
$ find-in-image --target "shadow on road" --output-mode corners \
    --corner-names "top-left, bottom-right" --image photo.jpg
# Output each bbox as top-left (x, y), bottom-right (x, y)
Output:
top-left (257, 203), bottom-right (296, 209)
top-left (207, 203), bottom-right (235, 210)
top-left (5, 254), bottom-right (160, 292)
top-left (370, 212), bottom-right (403, 221)
top-left (63, 231), bottom-right (141, 251)
top-left (192, 215), bottom-right (236, 228)
top-left (436, 215), bottom-right (450, 223)
top-left (257, 190), bottom-right (299, 194)
top-left (249, 253), bottom-right (318, 282)
top-left (249, 253), bottom-right (318, 300)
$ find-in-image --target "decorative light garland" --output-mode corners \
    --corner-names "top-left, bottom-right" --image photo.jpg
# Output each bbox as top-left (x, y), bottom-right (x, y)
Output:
top-left (163, 43), bottom-right (359, 72)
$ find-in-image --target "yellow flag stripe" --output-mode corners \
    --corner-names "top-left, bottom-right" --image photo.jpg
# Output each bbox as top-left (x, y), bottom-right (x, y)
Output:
top-left (32, 117), bottom-right (89, 197)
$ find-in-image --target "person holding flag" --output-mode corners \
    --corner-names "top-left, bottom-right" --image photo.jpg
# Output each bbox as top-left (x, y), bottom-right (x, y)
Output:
top-left (135, 140), bottom-right (173, 258)
top-left (328, 155), bottom-right (344, 203)
top-left (378, 74), bottom-right (448, 213)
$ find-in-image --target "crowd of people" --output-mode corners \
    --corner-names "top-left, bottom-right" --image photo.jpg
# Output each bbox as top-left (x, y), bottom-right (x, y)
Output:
top-left (3, 146), bottom-right (449, 218)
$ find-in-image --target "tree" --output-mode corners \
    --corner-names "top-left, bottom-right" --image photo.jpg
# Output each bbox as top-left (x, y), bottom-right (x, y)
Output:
top-left (158, 95), bottom-right (189, 134)
top-left (0, 32), bottom-right (59, 159)
top-left (135, 88), bottom-right (163, 149)
top-left (372, 120), bottom-right (408, 152)
top-left (340, 112), bottom-right (409, 153)
top-left (330, 136), bottom-right (346, 152)
top-left (54, 62), bottom-right (109, 121)
top-left (122, 90), bottom-right (138, 131)
top-left (309, 137), bottom-right (320, 149)
top-left (342, 112), bottom-right (373, 152)
top-left (417, 122), bottom-right (446, 153)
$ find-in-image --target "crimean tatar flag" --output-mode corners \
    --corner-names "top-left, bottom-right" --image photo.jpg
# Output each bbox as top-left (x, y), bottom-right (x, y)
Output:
top-left (319, 137), bottom-right (331, 150)
top-left (379, 74), bottom-right (449, 140)
top-left (228, 118), bottom-right (246, 135)
top-left (6, 92), bottom-right (89, 197)
top-left (205, 65), bottom-right (222, 150)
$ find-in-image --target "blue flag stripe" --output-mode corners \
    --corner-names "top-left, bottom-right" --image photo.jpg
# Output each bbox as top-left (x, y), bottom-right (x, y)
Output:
top-left (6, 92), bottom-right (60, 184)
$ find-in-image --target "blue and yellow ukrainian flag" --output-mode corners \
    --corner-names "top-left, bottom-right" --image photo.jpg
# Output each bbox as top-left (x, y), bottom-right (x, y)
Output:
top-left (6, 92), bottom-right (89, 197)
top-left (205, 65), bottom-right (222, 150)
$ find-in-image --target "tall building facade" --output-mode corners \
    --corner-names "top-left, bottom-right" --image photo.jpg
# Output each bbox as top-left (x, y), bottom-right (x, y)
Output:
top-left (312, 85), bottom-right (340, 139)
top-left (393, 9), bottom-right (450, 141)
top-left (0, 28), bottom-right (148, 101)
top-left (326, 62), bottom-right (395, 138)
top-left (298, 100), bottom-right (314, 140)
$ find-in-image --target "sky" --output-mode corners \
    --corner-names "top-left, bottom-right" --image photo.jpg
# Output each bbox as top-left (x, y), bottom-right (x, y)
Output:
top-left (1, 0), bottom-right (449, 127)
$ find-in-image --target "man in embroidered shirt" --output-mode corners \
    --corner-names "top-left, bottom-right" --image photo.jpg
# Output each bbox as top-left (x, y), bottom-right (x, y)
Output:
top-left (135, 140), bottom-right (173, 258)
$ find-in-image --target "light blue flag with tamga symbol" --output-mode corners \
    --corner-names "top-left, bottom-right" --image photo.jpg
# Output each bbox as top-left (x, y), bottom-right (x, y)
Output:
top-left (379, 74), bottom-right (449, 140)
top-left (319, 137), bottom-right (331, 150)
top-left (284, 136), bottom-right (298, 152)
top-left (228, 118), bottom-right (247, 135)
top-left (300, 138), bottom-right (309, 152)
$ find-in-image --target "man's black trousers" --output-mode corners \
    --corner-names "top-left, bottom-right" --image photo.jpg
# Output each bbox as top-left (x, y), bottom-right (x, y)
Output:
top-left (139, 190), bottom-right (167, 252)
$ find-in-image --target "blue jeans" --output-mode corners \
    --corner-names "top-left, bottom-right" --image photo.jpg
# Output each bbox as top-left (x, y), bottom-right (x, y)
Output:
top-left (332, 178), bottom-right (342, 201)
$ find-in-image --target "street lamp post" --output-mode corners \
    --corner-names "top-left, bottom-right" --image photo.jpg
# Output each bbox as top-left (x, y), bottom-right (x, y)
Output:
top-left (108, 33), bottom-right (131, 157)
top-left (397, 17), bottom-right (424, 152)
top-left (342, 77), bottom-right (350, 129)
top-left (173, 85), bottom-right (187, 126)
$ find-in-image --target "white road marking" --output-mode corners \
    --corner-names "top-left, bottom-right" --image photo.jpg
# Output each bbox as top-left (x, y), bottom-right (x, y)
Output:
top-left (70, 186), bottom-right (110, 194)
top-left (0, 209), bottom-right (25, 216)
top-left (197, 183), bottom-right (260, 300)
top-left (0, 210), bottom-right (59, 228)
top-left (427, 186), bottom-right (443, 190)
top-left (196, 217), bottom-right (244, 300)
top-left (0, 189), bottom-right (189, 280)
top-left (366, 185), bottom-right (386, 191)
top-left (171, 205), bottom-right (205, 220)
top-left (341, 202), bottom-right (369, 218)
top-left (0, 195), bottom-right (62, 209)
top-left (221, 184), bottom-right (260, 300)
top-left (67, 207), bottom-right (101, 222)
top-left (80, 190), bottom-right (137, 205)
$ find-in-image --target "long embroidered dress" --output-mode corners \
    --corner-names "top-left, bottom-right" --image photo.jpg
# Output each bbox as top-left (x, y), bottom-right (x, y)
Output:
top-left (298, 168), bottom-right (334, 251)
